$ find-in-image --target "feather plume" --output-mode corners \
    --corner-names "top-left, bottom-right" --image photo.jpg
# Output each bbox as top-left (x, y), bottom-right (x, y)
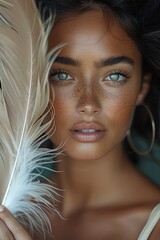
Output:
top-left (0, 0), bottom-right (59, 238)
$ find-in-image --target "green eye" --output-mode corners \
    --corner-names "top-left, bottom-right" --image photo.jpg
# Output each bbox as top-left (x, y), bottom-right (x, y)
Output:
top-left (107, 73), bottom-right (125, 81)
top-left (57, 73), bottom-right (69, 80)
top-left (49, 71), bottom-right (73, 82)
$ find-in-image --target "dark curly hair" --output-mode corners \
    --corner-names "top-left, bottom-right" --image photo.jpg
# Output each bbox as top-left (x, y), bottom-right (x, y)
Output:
top-left (36, 0), bottom-right (160, 159)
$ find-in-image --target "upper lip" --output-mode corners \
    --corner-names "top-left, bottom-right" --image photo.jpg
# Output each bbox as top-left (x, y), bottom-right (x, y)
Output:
top-left (70, 122), bottom-right (106, 131)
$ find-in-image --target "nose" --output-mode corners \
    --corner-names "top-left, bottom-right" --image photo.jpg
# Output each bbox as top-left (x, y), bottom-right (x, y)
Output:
top-left (77, 84), bottom-right (101, 115)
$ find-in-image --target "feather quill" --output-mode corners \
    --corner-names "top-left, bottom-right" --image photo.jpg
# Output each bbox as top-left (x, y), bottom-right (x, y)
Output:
top-left (0, 0), bottom-right (59, 238)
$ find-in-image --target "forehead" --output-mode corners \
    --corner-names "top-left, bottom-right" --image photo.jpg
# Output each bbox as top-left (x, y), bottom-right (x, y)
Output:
top-left (49, 10), bottom-right (141, 61)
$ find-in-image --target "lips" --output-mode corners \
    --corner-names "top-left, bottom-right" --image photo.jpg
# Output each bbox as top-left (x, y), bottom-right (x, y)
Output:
top-left (76, 129), bottom-right (99, 133)
top-left (70, 122), bottom-right (106, 142)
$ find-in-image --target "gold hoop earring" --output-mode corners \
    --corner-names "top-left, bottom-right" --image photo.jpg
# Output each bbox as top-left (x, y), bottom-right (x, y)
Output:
top-left (127, 103), bottom-right (155, 156)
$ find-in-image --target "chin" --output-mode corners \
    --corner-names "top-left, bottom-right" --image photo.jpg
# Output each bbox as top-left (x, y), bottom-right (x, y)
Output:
top-left (63, 143), bottom-right (108, 161)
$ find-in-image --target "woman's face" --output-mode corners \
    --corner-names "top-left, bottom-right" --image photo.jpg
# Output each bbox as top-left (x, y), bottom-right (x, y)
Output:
top-left (48, 10), bottom-right (145, 161)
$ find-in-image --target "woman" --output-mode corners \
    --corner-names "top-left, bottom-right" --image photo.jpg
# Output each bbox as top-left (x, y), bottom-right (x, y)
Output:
top-left (1, 0), bottom-right (160, 239)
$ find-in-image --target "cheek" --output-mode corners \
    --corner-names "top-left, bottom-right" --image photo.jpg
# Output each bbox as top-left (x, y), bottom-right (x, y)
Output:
top-left (52, 82), bottom-right (82, 119)
top-left (50, 100), bottom-right (66, 145)
top-left (52, 84), bottom-right (70, 110)
top-left (51, 92), bottom-right (74, 142)
top-left (53, 99), bottom-right (67, 128)
top-left (106, 91), bottom-right (138, 133)
top-left (114, 104), bottom-right (135, 130)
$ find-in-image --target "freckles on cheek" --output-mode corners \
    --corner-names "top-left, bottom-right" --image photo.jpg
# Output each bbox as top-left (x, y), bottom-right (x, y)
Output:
top-left (75, 88), bottom-right (81, 94)
top-left (72, 84), bottom-right (83, 98)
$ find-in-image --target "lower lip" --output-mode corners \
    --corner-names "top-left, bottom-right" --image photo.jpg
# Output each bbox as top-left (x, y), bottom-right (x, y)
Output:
top-left (70, 130), bottom-right (106, 142)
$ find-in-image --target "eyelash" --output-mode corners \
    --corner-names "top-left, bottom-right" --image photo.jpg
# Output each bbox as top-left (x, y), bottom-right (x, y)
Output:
top-left (49, 69), bottom-right (131, 85)
top-left (103, 70), bottom-right (131, 85)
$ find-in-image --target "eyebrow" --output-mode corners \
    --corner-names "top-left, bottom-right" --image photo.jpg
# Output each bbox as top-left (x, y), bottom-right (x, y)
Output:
top-left (95, 56), bottom-right (134, 68)
top-left (54, 56), bottom-right (79, 66)
top-left (54, 55), bottom-right (134, 68)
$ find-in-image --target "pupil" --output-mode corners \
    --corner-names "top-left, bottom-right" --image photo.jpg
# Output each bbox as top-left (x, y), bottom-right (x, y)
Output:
top-left (110, 74), bottom-right (119, 81)
top-left (58, 73), bottom-right (68, 80)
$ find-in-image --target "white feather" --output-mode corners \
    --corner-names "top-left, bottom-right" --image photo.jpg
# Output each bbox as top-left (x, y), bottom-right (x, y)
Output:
top-left (0, 0), bottom-right (59, 238)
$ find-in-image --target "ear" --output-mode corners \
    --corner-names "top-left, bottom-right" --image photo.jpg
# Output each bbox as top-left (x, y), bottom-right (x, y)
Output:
top-left (136, 73), bottom-right (152, 105)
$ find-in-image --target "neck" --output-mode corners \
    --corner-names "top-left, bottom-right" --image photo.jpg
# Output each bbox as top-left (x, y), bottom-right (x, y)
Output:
top-left (53, 145), bottom-right (136, 216)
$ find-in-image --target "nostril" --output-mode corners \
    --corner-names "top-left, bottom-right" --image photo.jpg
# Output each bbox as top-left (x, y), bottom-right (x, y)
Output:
top-left (79, 105), bottom-right (99, 114)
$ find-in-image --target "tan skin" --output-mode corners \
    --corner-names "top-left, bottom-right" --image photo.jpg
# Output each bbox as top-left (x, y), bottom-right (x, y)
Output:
top-left (0, 9), bottom-right (160, 240)
top-left (47, 10), bottom-right (160, 240)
